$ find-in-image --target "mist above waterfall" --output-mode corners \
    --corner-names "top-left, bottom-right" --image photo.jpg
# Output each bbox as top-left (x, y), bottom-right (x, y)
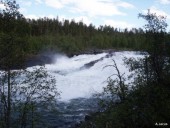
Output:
top-left (44, 51), bottom-right (144, 101)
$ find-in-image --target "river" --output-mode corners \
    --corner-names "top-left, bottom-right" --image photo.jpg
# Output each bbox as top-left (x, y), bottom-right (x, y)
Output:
top-left (34, 51), bottom-right (144, 127)
top-left (0, 51), bottom-right (145, 128)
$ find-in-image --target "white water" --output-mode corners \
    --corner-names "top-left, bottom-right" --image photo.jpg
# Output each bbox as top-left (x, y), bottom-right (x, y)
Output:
top-left (43, 51), bottom-right (144, 101)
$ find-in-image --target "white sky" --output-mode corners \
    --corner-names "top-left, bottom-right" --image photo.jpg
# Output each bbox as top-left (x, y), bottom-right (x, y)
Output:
top-left (1, 0), bottom-right (170, 30)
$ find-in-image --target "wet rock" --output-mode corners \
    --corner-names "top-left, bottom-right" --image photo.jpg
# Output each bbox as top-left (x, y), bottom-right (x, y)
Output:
top-left (80, 52), bottom-right (115, 70)
top-left (85, 115), bottom-right (91, 121)
top-left (81, 59), bottom-right (102, 69)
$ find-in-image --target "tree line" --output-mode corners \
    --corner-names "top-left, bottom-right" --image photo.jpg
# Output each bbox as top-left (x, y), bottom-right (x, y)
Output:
top-left (1, 4), bottom-right (170, 55)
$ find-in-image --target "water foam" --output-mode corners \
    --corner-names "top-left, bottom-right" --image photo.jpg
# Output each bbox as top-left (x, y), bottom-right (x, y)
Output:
top-left (44, 51), bottom-right (143, 101)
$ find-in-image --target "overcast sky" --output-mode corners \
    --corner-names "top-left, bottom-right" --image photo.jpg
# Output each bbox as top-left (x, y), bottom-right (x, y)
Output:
top-left (1, 0), bottom-right (170, 30)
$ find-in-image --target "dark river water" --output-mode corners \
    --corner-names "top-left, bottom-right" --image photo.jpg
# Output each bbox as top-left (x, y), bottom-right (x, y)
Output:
top-left (37, 98), bottom-right (99, 128)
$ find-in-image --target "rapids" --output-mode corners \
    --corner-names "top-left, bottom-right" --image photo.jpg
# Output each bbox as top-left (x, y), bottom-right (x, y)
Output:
top-left (44, 51), bottom-right (144, 101)
top-left (1, 51), bottom-right (145, 127)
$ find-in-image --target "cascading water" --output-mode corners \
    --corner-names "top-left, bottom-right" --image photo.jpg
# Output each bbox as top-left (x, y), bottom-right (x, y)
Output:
top-left (1, 51), bottom-right (144, 128)
top-left (45, 51), bottom-right (143, 101)
top-left (32, 51), bottom-right (144, 128)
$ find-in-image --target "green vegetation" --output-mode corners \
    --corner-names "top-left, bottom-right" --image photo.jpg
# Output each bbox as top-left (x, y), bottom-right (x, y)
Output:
top-left (23, 19), bottom-right (162, 55)
top-left (77, 10), bottom-right (170, 128)
top-left (17, 18), bottom-right (170, 55)
top-left (0, 1), bottom-right (59, 128)
top-left (1, 2), bottom-right (170, 55)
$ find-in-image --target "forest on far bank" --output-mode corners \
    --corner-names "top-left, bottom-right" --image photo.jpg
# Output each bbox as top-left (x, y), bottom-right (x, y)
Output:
top-left (1, 6), bottom-right (170, 56)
